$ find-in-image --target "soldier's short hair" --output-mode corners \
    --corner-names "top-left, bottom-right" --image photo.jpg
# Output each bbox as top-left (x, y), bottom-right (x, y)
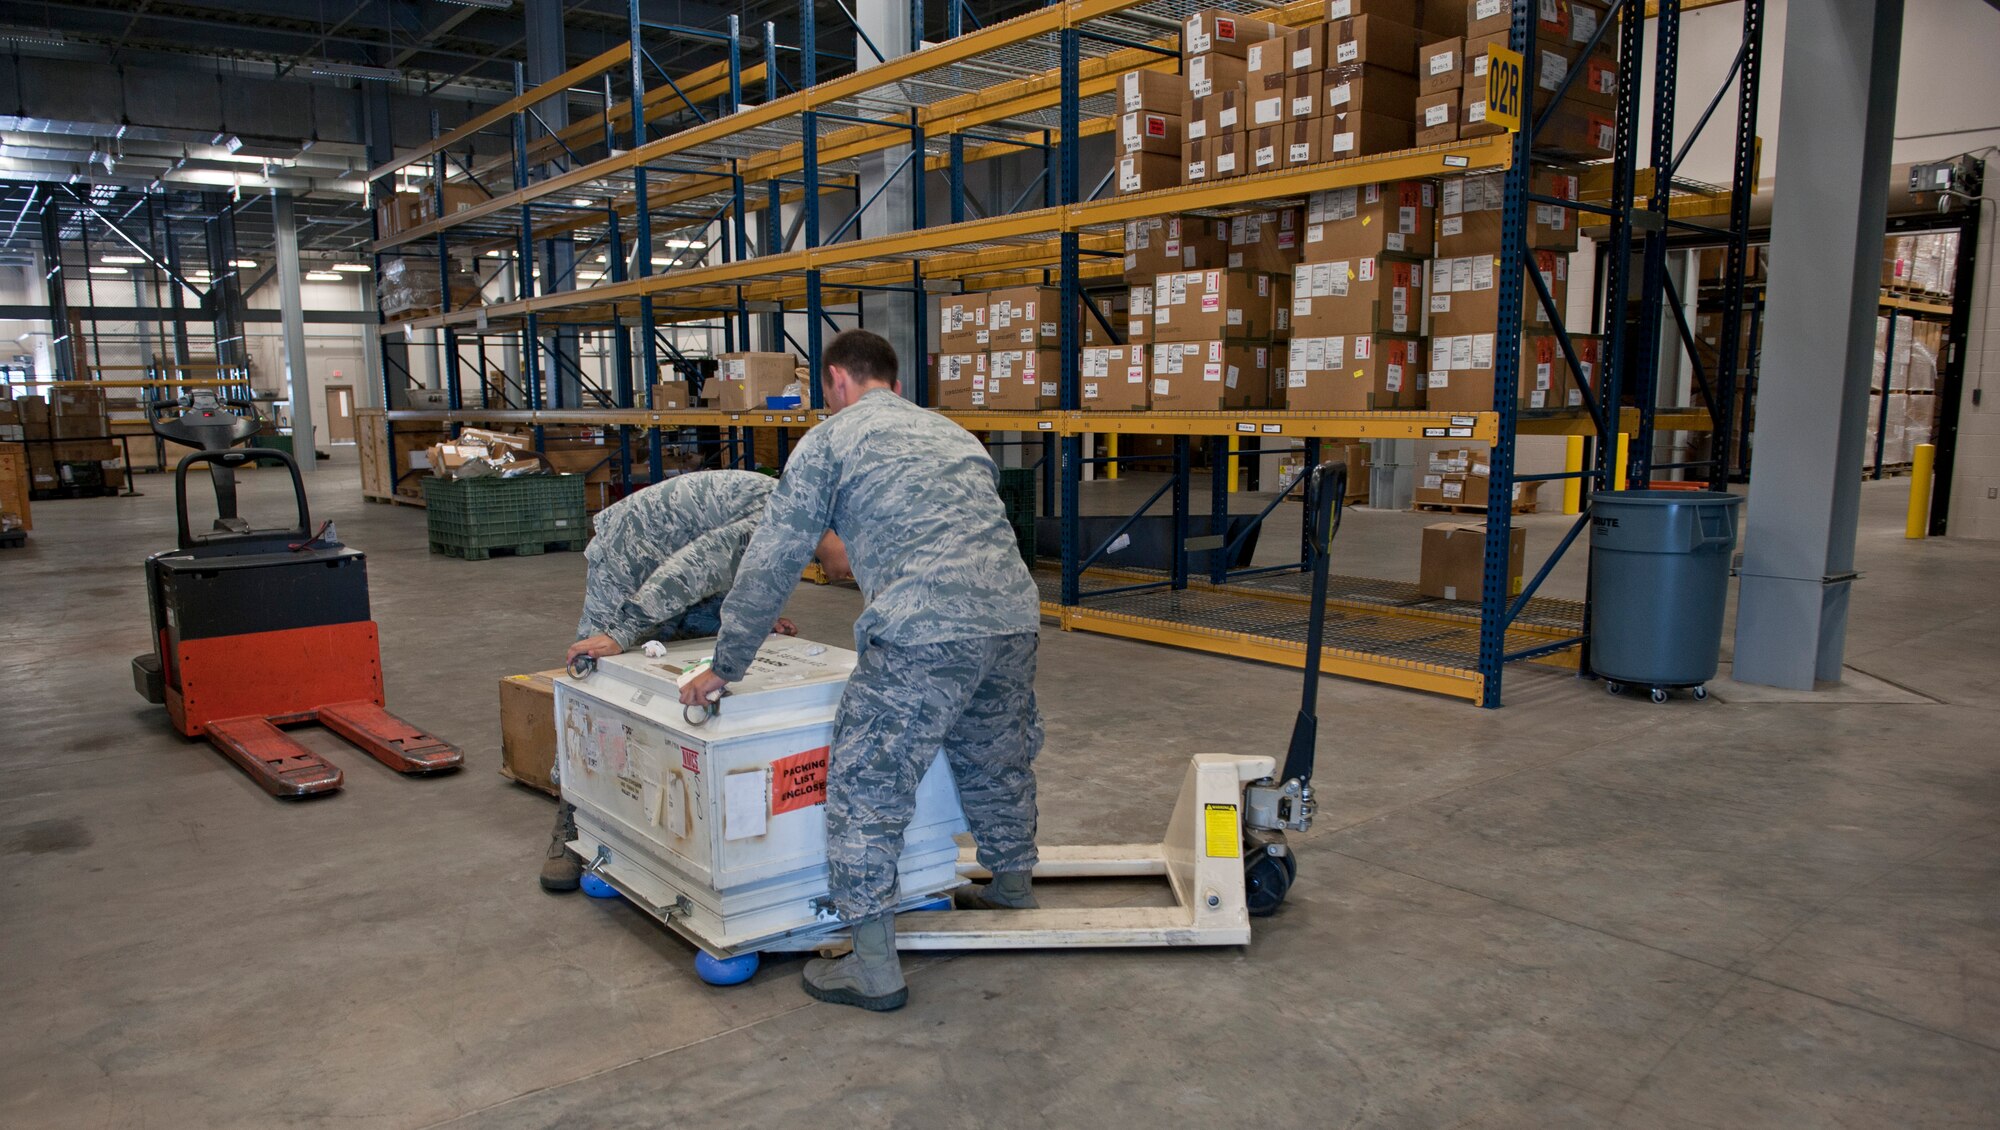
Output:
top-left (825, 328), bottom-right (898, 386)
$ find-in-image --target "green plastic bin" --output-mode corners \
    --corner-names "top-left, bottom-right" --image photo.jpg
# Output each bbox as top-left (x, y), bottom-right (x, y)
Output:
top-left (996, 467), bottom-right (1037, 566)
top-left (423, 473), bottom-right (589, 560)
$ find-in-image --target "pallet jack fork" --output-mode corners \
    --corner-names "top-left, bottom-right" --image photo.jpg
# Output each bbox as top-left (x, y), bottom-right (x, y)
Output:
top-left (575, 460), bottom-right (1345, 980)
top-left (132, 393), bottom-right (462, 798)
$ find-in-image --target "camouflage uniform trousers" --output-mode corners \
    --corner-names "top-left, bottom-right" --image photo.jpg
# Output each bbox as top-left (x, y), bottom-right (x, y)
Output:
top-left (825, 631), bottom-right (1042, 922)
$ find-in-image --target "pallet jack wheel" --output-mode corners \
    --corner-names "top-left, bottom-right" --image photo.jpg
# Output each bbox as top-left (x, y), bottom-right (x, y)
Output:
top-left (1245, 852), bottom-right (1292, 918)
top-left (694, 950), bottom-right (761, 987)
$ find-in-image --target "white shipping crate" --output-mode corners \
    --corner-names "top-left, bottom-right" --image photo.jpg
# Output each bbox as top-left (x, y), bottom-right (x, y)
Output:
top-left (556, 635), bottom-right (967, 956)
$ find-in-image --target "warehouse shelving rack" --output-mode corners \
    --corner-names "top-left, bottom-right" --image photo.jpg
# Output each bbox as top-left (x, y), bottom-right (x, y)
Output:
top-left (370, 0), bottom-right (1761, 706)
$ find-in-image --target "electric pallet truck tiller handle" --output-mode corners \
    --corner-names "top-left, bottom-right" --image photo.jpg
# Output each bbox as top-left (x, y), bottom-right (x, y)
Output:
top-left (1280, 458), bottom-right (1346, 788)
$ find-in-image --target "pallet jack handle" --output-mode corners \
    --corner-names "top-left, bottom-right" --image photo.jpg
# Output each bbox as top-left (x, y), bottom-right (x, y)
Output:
top-left (171, 448), bottom-right (312, 550)
top-left (1278, 459), bottom-right (1346, 786)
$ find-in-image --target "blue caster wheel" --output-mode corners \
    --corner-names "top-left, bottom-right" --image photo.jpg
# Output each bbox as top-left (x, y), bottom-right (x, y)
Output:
top-left (579, 872), bottom-right (620, 899)
top-left (694, 949), bottom-right (761, 986)
top-left (913, 895), bottom-right (953, 913)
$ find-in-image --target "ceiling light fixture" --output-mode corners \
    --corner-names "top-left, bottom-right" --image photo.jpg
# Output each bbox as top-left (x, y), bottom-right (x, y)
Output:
top-left (101, 254), bottom-right (146, 265)
top-left (309, 61), bottom-right (403, 82)
top-left (439, 0), bottom-right (511, 8)
top-left (568, 197), bottom-right (593, 207)
top-left (230, 259), bottom-right (257, 269)
top-left (88, 266), bottom-right (128, 274)
top-left (305, 271), bottom-right (342, 282)
top-left (331, 262), bottom-right (372, 272)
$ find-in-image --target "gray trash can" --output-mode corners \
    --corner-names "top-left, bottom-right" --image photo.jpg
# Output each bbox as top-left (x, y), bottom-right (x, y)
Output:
top-left (1588, 490), bottom-right (1743, 701)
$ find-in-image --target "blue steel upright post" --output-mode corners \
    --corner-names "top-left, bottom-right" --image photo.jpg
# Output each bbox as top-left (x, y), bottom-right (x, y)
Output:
top-left (1710, 0), bottom-right (1763, 487)
top-left (511, 63), bottom-right (544, 448)
top-left (1476, 0), bottom-right (1537, 708)
top-left (802, 0), bottom-right (825, 408)
top-left (1627, 0), bottom-right (1680, 487)
top-left (627, 0), bottom-right (664, 481)
top-left (1058, 23), bottom-right (1083, 608)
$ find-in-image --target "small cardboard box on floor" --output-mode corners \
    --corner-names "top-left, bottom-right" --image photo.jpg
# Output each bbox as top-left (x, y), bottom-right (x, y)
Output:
top-left (1419, 522), bottom-right (1525, 602)
top-left (498, 669), bottom-right (566, 796)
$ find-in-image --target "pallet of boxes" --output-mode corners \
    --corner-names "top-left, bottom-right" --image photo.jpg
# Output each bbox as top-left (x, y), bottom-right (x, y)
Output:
top-left (1424, 0), bottom-right (1620, 159)
top-left (0, 394), bottom-right (30, 544)
top-left (934, 289), bottom-right (1068, 412)
top-left (11, 388), bottom-right (123, 500)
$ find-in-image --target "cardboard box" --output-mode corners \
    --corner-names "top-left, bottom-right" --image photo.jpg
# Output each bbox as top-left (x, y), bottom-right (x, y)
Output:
top-left (1427, 249), bottom-right (1570, 337)
top-left (940, 294), bottom-right (989, 351)
top-left (1152, 269), bottom-right (1277, 342)
top-left (1183, 9), bottom-right (1284, 58)
top-left (1423, 327), bottom-right (1575, 413)
top-left (1292, 254), bottom-right (1425, 336)
top-left (27, 442), bottom-right (59, 491)
top-left (1283, 24), bottom-right (1328, 74)
top-left (1120, 110), bottom-right (1182, 155)
top-left (1212, 131), bottom-right (1248, 179)
top-left (1224, 208), bottom-right (1303, 273)
top-left (1183, 86), bottom-right (1249, 143)
top-left (1283, 333), bottom-right (1425, 410)
top-left (1328, 0), bottom-right (1466, 36)
top-left (988, 348), bottom-right (1060, 410)
top-left (1116, 151), bottom-right (1183, 195)
top-left (17, 395), bottom-right (49, 425)
top-left (1321, 110), bottom-right (1414, 159)
top-left (1467, 0), bottom-right (1574, 38)
top-left (1247, 34), bottom-right (1291, 85)
top-left (1125, 216), bottom-right (1229, 278)
top-left (1084, 290), bottom-right (1130, 345)
top-left (649, 380), bottom-right (698, 410)
top-left (1186, 51), bottom-right (1249, 97)
top-left (52, 388), bottom-right (107, 417)
top-left (1121, 68), bottom-right (1184, 113)
top-left (711, 352), bottom-right (799, 412)
top-left (1149, 340), bottom-right (1272, 410)
top-left (375, 192), bottom-right (426, 237)
top-left (935, 352), bottom-right (988, 410)
top-left (1538, 101), bottom-right (1616, 159)
top-left (987, 286), bottom-right (1062, 349)
top-left (1081, 344), bottom-right (1151, 411)
top-left (1249, 123), bottom-right (1292, 175)
top-left (1420, 36), bottom-right (1464, 94)
top-left (498, 670), bottom-right (565, 796)
top-left (1415, 90), bottom-right (1460, 145)
top-left (1437, 169), bottom-right (1582, 254)
top-left (1420, 522), bottom-right (1525, 600)
top-left (53, 415), bottom-right (108, 440)
top-left (1127, 283), bottom-right (1156, 345)
top-left (1320, 63), bottom-right (1419, 118)
top-left (0, 442), bottom-right (29, 530)
top-left (1563, 1), bottom-right (1614, 49)
top-left (1272, 118), bottom-right (1323, 169)
top-left (53, 438), bottom-right (118, 461)
top-left (1305, 180), bottom-right (1437, 259)
top-left (1325, 15), bottom-right (1423, 73)
top-left (1567, 49), bottom-right (1619, 109)
top-left (1249, 72), bottom-right (1321, 127)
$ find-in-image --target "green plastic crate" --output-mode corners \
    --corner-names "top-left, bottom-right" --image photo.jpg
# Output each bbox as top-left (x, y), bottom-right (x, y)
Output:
top-left (422, 473), bottom-right (589, 560)
top-left (996, 467), bottom-right (1037, 566)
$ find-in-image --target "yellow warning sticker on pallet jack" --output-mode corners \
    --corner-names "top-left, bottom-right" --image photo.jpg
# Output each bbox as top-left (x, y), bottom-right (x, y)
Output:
top-left (1203, 803), bottom-right (1240, 858)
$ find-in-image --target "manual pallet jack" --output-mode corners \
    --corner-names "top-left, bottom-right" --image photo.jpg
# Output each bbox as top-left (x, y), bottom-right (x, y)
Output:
top-left (131, 393), bottom-right (462, 797)
top-left (568, 459), bottom-right (1346, 983)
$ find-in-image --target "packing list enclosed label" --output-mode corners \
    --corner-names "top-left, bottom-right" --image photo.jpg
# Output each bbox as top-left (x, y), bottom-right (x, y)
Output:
top-left (771, 747), bottom-right (830, 815)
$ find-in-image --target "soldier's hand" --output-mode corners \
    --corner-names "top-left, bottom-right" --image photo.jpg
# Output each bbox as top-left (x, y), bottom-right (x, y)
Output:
top-left (772, 617), bottom-right (798, 636)
top-left (567, 633), bottom-right (623, 663)
top-left (679, 669), bottom-right (728, 707)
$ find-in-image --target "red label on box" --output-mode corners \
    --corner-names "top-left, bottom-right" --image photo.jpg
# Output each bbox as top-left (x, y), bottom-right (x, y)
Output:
top-left (681, 746), bottom-right (702, 773)
top-left (771, 747), bottom-right (829, 814)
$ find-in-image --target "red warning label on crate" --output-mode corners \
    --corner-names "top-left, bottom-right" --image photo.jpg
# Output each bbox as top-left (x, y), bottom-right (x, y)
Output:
top-left (771, 747), bottom-right (830, 814)
top-left (681, 746), bottom-right (702, 773)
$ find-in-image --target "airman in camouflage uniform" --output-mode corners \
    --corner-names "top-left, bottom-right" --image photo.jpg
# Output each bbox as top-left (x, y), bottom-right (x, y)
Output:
top-left (544, 469), bottom-right (779, 894)
top-left (575, 468), bottom-right (776, 649)
top-left (691, 329), bottom-right (1043, 1011)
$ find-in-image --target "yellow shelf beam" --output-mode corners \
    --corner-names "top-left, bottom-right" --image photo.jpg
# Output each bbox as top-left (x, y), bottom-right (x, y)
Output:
top-left (1880, 294), bottom-right (1952, 316)
top-left (369, 43), bottom-right (633, 182)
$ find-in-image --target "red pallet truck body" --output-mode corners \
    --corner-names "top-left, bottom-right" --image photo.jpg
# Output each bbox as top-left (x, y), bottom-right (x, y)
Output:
top-left (131, 395), bottom-right (461, 797)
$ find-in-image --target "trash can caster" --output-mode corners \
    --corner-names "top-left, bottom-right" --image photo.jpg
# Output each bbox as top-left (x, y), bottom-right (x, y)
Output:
top-left (1588, 490), bottom-right (1744, 701)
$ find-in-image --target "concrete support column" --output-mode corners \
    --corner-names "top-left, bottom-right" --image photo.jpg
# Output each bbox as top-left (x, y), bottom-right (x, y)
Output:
top-left (1731, 0), bottom-right (1904, 688)
top-left (272, 192), bottom-right (316, 471)
top-left (855, 0), bottom-right (921, 390)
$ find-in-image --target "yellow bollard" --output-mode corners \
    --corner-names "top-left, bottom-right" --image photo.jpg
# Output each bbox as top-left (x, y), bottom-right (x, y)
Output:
top-left (1226, 435), bottom-right (1241, 493)
top-left (1106, 433), bottom-right (1118, 481)
top-left (1614, 432), bottom-right (1630, 492)
top-left (1563, 435), bottom-right (1584, 514)
top-left (1906, 442), bottom-right (1936, 539)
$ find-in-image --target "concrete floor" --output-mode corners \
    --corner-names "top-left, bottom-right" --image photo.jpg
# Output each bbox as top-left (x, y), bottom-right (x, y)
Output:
top-left (3, 451), bottom-right (1996, 1129)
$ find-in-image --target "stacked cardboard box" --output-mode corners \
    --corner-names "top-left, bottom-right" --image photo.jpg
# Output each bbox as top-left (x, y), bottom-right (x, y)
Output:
top-left (18, 389), bottom-right (121, 495)
top-left (710, 352), bottom-right (802, 412)
top-left (1413, 446), bottom-right (1542, 511)
top-left (1449, 0), bottom-right (1618, 158)
top-left (934, 287), bottom-right (1074, 411)
top-left (1178, 9), bottom-right (1282, 187)
top-left (1286, 181), bottom-right (1433, 410)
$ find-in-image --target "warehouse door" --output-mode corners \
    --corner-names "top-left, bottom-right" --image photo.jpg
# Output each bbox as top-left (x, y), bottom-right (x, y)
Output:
top-left (325, 385), bottom-right (356, 445)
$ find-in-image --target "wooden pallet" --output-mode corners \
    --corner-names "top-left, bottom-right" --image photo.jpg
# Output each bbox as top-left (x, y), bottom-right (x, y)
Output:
top-left (362, 491), bottom-right (427, 508)
top-left (430, 538), bottom-right (585, 561)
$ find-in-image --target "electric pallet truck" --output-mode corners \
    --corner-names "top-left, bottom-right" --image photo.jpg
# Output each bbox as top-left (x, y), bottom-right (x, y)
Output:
top-left (131, 392), bottom-right (463, 797)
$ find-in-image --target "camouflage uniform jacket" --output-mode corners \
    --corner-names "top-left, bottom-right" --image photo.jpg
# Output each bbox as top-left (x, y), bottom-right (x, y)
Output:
top-left (577, 469), bottom-right (775, 648)
top-left (712, 388), bottom-right (1040, 680)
